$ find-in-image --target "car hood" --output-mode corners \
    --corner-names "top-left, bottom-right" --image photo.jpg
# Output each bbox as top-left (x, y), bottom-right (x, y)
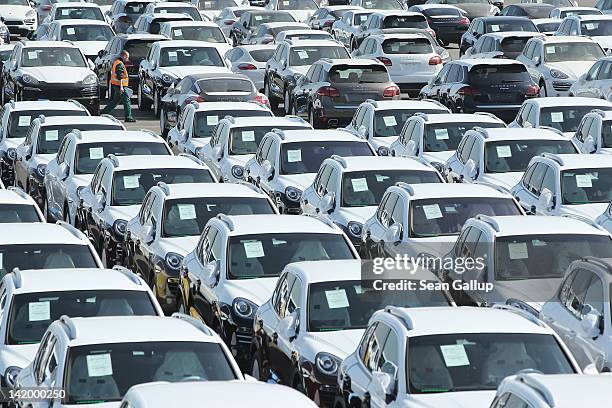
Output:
top-left (383, 236), bottom-right (457, 258)
top-left (76, 41), bottom-right (109, 57)
top-left (108, 205), bottom-right (140, 223)
top-left (33, 153), bottom-right (56, 167)
top-left (72, 173), bottom-right (93, 189)
top-left (0, 5), bottom-right (31, 17)
top-left (277, 173), bottom-right (316, 191)
top-left (340, 206), bottom-right (377, 224)
top-left (455, 4), bottom-right (494, 17)
top-left (481, 172), bottom-right (522, 190)
top-left (562, 203), bottom-right (608, 220)
top-left (221, 277), bottom-right (278, 306)
top-left (422, 151), bottom-right (454, 165)
top-left (593, 36), bottom-right (612, 50)
top-left (489, 278), bottom-right (562, 308)
top-left (160, 235), bottom-right (199, 256)
top-left (24, 67), bottom-right (93, 83)
top-left (304, 329), bottom-right (364, 360)
top-left (547, 61), bottom-right (594, 79)
top-left (0, 344), bottom-right (38, 370)
top-left (289, 10), bottom-right (314, 22)
top-left (160, 66), bottom-right (231, 80)
top-left (3, 137), bottom-right (25, 149)
top-left (402, 390), bottom-right (497, 408)
top-left (229, 153), bottom-right (254, 167)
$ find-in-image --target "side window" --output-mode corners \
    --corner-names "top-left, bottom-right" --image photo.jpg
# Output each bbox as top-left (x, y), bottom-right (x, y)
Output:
top-left (587, 119), bottom-right (600, 147)
top-left (381, 193), bottom-right (398, 228)
top-left (565, 268), bottom-right (593, 317)
top-left (587, 61), bottom-right (601, 81)
top-left (316, 164), bottom-right (332, 195)
top-left (352, 106), bottom-right (365, 128)
top-left (376, 329), bottom-right (399, 373)
top-left (200, 227), bottom-right (217, 264)
top-left (459, 135), bottom-right (475, 163)
top-left (596, 61), bottom-right (612, 80)
top-left (518, 104), bottom-right (532, 126)
top-left (326, 167), bottom-right (339, 194)
top-left (504, 394), bottom-right (532, 408)
top-left (207, 227), bottom-right (223, 263)
top-left (376, 193), bottom-right (390, 223)
top-left (583, 273), bottom-right (604, 317)
top-left (362, 322), bottom-right (390, 372)
top-left (527, 162), bottom-right (546, 195)
top-left (390, 196), bottom-right (404, 228)
top-left (359, 323), bottom-right (378, 361)
top-left (264, 139), bottom-right (277, 166)
top-left (272, 273), bottom-right (288, 313)
top-left (277, 274), bottom-right (296, 319)
top-left (286, 276), bottom-right (302, 316)
top-left (435, 64), bottom-right (451, 84)
top-left (539, 166), bottom-right (556, 195)
top-left (521, 162), bottom-right (536, 188)
top-left (446, 65), bottom-right (459, 83)
top-left (468, 138), bottom-right (481, 164)
top-left (256, 137), bottom-right (271, 163)
top-left (400, 121), bottom-right (416, 144)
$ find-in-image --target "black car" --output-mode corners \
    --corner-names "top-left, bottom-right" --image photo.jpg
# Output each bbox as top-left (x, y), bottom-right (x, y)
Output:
top-left (408, 5), bottom-right (470, 45)
top-left (291, 58), bottom-right (400, 128)
top-left (499, 4), bottom-right (555, 19)
top-left (460, 16), bottom-right (538, 55)
top-left (95, 33), bottom-right (168, 98)
top-left (419, 59), bottom-right (538, 122)
top-left (229, 10), bottom-right (296, 46)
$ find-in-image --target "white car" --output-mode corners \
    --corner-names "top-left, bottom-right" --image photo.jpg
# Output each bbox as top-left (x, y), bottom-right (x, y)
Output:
top-left (533, 17), bottom-right (562, 35)
top-left (342, 99), bottom-right (450, 156)
top-left (44, 2), bottom-right (105, 23)
top-left (44, 19), bottom-right (115, 61)
top-left (0, 186), bottom-right (44, 222)
top-left (549, 6), bottom-right (602, 19)
top-left (331, 9), bottom-right (372, 49)
top-left (555, 14), bottom-right (612, 51)
top-left (463, 31), bottom-right (543, 59)
top-left (16, 315), bottom-right (244, 407)
top-left (247, 21), bottom-right (310, 44)
top-left (198, 115), bottom-right (311, 182)
top-left (124, 182), bottom-right (277, 312)
top-left (512, 153), bottom-right (612, 219)
top-left (275, 28), bottom-right (332, 43)
top-left (43, 129), bottom-right (171, 225)
top-left (252, 259), bottom-right (454, 405)
top-left (195, 0), bottom-right (251, 21)
top-left (568, 56), bottom-right (612, 100)
top-left (516, 35), bottom-right (605, 97)
top-left (0, 0), bottom-right (37, 37)
top-left (0, 266), bottom-right (163, 388)
top-left (445, 127), bottom-right (578, 189)
top-left (352, 33), bottom-right (443, 98)
top-left (167, 101), bottom-right (273, 156)
top-left (225, 44), bottom-right (276, 92)
top-left (214, 6), bottom-right (259, 37)
top-left (571, 109), bottom-right (612, 154)
top-left (265, 0), bottom-right (319, 22)
top-left (337, 306), bottom-right (583, 408)
top-left (158, 20), bottom-right (231, 56)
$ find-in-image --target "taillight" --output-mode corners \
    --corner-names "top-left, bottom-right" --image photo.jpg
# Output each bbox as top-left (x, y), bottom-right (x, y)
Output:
top-left (429, 56), bottom-right (442, 65)
top-left (255, 93), bottom-right (269, 106)
top-left (459, 17), bottom-right (469, 25)
top-left (377, 56), bottom-right (392, 66)
top-left (458, 86), bottom-right (481, 96)
top-left (317, 86), bottom-right (340, 97)
top-left (238, 63), bottom-right (257, 70)
top-left (224, 19), bottom-right (235, 25)
top-left (526, 84), bottom-right (539, 97)
top-left (383, 85), bottom-right (400, 98)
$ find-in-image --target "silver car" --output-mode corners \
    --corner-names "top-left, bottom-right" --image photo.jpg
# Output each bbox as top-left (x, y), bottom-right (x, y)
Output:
top-left (331, 9), bottom-right (372, 49)
top-left (226, 44), bottom-right (275, 92)
top-left (569, 56), bottom-right (612, 100)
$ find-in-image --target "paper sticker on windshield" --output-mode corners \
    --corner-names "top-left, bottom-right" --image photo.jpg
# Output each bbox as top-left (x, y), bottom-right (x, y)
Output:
top-left (272, 238), bottom-right (287, 245)
top-left (491, 24), bottom-right (500, 32)
top-left (545, 46), bottom-right (556, 54)
top-left (508, 242), bottom-right (528, 259)
top-left (242, 130), bottom-right (255, 142)
top-left (0, 253), bottom-right (3, 269)
top-left (18, 116), bottom-right (31, 127)
top-left (496, 145), bottom-right (512, 158)
top-left (178, 204), bottom-right (197, 220)
top-left (86, 354), bottom-right (113, 377)
top-left (89, 147), bottom-right (104, 160)
top-left (28, 301), bottom-right (50, 322)
top-left (283, 0), bottom-right (290, 4)
top-left (297, 50), bottom-right (309, 59)
top-left (576, 174), bottom-right (592, 188)
top-left (66, 27), bottom-right (75, 35)
top-left (434, 128), bottom-right (449, 140)
top-left (351, 177), bottom-right (368, 192)
top-left (207, 115), bottom-right (219, 125)
top-left (422, 204), bottom-right (443, 220)
top-left (376, 174), bottom-right (389, 182)
top-left (123, 175), bottom-right (140, 189)
top-left (585, 23), bottom-right (595, 30)
top-left (243, 240), bottom-right (264, 258)
top-left (325, 289), bottom-right (349, 309)
top-left (550, 112), bottom-right (563, 123)
top-left (27, 51), bottom-right (37, 60)
top-left (204, 0), bottom-right (212, 6)
top-left (45, 130), bottom-right (59, 141)
top-left (61, 9), bottom-right (69, 15)
top-left (254, 15), bottom-right (262, 20)
top-left (287, 149), bottom-right (301, 162)
top-left (159, 8), bottom-right (167, 13)
top-left (440, 344), bottom-right (469, 367)
top-left (174, 29), bottom-right (183, 37)
top-left (383, 116), bottom-right (397, 127)
top-left (168, 51), bottom-right (178, 62)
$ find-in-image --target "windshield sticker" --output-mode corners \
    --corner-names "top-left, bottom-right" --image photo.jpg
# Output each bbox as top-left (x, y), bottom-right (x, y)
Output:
top-left (576, 174), bottom-right (592, 188)
top-left (545, 46), bottom-right (556, 54)
top-left (123, 175), bottom-right (140, 189)
top-left (174, 29), bottom-right (182, 37)
top-left (167, 51), bottom-right (178, 62)
top-left (28, 301), bottom-right (51, 322)
top-left (254, 15), bottom-right (262, 21)
top-left (206, 115), bottom-right (219, 125)
top-left (383, 116), bottom-right (397, 127)
top-left (272, 238), bottom-right (287, 245)
top-left (351, 177), bottom-right (368, 192)
top-left (440, 344), bottom-right (470, 367)
top-left (508, 242), bottom-right (528, 259)
top-left (18, 116), bottom-right (31, 127)
top-left (434, 128), bottom-right (449, 140)
top-left (45, 130), bottom-right (59, 141)
top-left (86, 354), bottom-right (113, 377)
top-left (287, 149), bottom-right (302, 162)
top-left (490, 24), bottom-right (500, 32)
top-left (422, 204), bottom-right (443, 220)
top-left (550, 112), bottom-right (563, 123)
top-left (325, 289), bottom-right (350, 309)
top-left (242, 130), bottom-right (255, 142)
top-left (89, 147), bottom-right (104, 160)
top-left (178, 204), bottom-right (197, 220)
top-left (376, 174), bottom-right (389, 182)
top-left (61, 9), bottom-right (70, 15)
top-left (159, 8), bottom-right (168, 13)
top-left (496, 145), bottom-right (512, 158)
top-left (66, 27), bottom-right (75, 35)
top-left (297, 50), bottom-right (309, 59)
top-left (27, 51), bottom-right (37, 59)
top-left (243, 240), bottom-right (264, 258)
top-left (585, 23), bottom-right (595, 30)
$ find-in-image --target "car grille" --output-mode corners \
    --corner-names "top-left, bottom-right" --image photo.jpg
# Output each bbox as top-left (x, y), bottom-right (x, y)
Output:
top-left (234, 326), bottom-right (253, 347)
top-left (552, 81), bottom-right (571, 91)
top-left (318, 384), bottom-right (337, 407)
top-left (4, 20), bottom-right (23, 26)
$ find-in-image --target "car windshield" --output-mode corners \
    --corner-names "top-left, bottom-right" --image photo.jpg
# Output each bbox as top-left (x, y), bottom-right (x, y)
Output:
top-left (228, 233), bottom-right (354, 279)
top-left (330, 64), bottom-right (390, 83)
top-left (37, 124), bottom-right (122, 155)
top-left (424, 122), bottom-right (505, 152)
top-left (485, 20), bottom-right (537, 32)
top-left (112, 169), bottom-right (214, 206)
top-left (124, 1), bottom-right (149, 14)
top-left (277, 0), bottom-right (318, 10)
top-left (9, 110), bottom-right (88, 138)
top-left (495, 234), bottom-right (612, 281)
top-left (484, 140), bottom-right (577, 173)
top-left (341, 170), bottom-right (441, 207)
top-left (65, 341), bottom-right (237, 403)
top-left (580, 20), bottom-right (612, 36)
top-left (0, 0), bottom-right (28, 4)
top-left (561, 168), bottom-right (612, 204)
top-left (361, 0), bottom-right (403, 10)
top-left (354, 13), bottom-right (371, 25)
top-left (250, 12), bottom-right (295, 25)
top-left (156, 6), bottom-right (201, 20)
top-left (308, 280), bottom-right (450, 332)
top-left (469, 64), bottom-right (532, 86)
top-left (501, 37), bottom-right (532, 54)
top-left (410, 198), bottom-right (521, 237)
top-left (407, 333), bottom-right (575, 394)
top-left (536, 21), bottom-right (560, 32)
top-left (159, 46), bottom-right (223, 67)
top-left (162, 197), bottom-right (275, 237)
top-left (229, 126), bottom-right (306, 155)
top-left (374, 109), bottom-right (449, 138)
top-left (602, 120), bottom-right (612, 148)
top-left (543, 42), bottom-right (604, 62)
top-left (0, 244), bottom-right (98, 275)
top-left (75, 142), bottom-right (170, 174)
top-left (0, 49), bottom-right (13, 62)
top-left (172, 26), bottom-right (226, 42)
top-left (289, 46), bottom-right (349, 66)
top-left (194, 109), bottom-right (272, 137)
top-left (0, 204), bottom-right (40, 223)
top-left (540, 106), bottom-right (612, 133)
top-left (540, 0), bottom-right (572, 5)
top-left (7, 290), bottom-right (158, 345)
top-left (280, 141), bottom-right (373, 174)
top-left (61, 25), bottom-right (114, 41)
top-left (382, 15), bottom-right (428, 29)
top-left (198, 0), bottom-right (237, 9)
top-left (124, 40), bottom-right (159, 64)
top-left (249, 48), bottom-right (275, 62)
top-left (197, 78), bottom-right (253, 95)
top-left (382, 38), bottom-right (432, 54)
top-left (21, 47), bottom-right (87, 67)
top-left (56, 6), bottom-right (104, 20)
top-left (284, 32), bottom-right (331, 40)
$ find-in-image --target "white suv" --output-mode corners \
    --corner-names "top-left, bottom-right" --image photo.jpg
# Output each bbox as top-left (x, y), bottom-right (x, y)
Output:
top-left (336, 306), bottom-right (582, 408)
top-left (0, 266), bottom-right (163, 388)
top-left (124, 182), bottom-right (277, 312)
top-left (198, 115), bottom-right (311, 182)
top-left (0, 186), bottom-right (44, 223)
top-left (445, 127), bottom-right (578, 189)
top-left (571, 109), bottom-right (612, 154)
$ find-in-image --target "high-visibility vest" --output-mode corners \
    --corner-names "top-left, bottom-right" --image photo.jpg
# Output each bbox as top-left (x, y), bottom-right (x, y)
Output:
top-left (110, 59), bottom-right (129, 87)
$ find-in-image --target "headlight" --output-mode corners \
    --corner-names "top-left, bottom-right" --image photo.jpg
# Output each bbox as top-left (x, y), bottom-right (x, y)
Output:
top-left (284, 186), bottom-right (302, 202)
top-left (315, 352), bottom-right (341, 376)
top-left (377, 146), bottom-right (390, 156)
top-left (232, 297), bottom-right (258, 319)
top-left (35, 164), bottom-right (46, 178)
top-left (550, 69), bottom-right (569, 79)
top-left (347, 221), bottom-right (363, 238)
top-left (6, 148), bottom-right (17, 161)
top-left (161, 73), bottom-right (175, 84)
top-left (0, 25), bottom-right (8, 33)
top-left (26, 9), bottom-right (35, 17)
top-left (165, 252), bottom-right (184, 272)
top-left (113, 219), bottom-right (127, 237)
top-left (82, 74), bottom-right (97, 85)
top-left (231, 165), bottom-right (245, 179)
top-left (4, 366), bottom-right (21, 388)
top-left (21, 74), bottom-right (38, 85)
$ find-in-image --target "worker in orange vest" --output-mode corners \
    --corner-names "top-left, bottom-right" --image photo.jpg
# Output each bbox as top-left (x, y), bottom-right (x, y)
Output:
top-left (101, 50), bottom-right (135, 122)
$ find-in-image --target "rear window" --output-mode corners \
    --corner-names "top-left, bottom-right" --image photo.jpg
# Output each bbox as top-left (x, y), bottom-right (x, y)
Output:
top-left (197, 78), bottom-right (253, 94)
top-left (156, 6), bottom-right (201, 20)
top-left (580, 20), bottom-right (612, 36)
top-left (525, 6), bottom-right (555, 19)
top-left (249, 49), bottom-right (275, 62)
top-left (486, 20), bottom-right (537, 32)
top-left (362, 0), bottom-right (403, 10)
top-left (383, 15), bottom-right (427, 29)
top-left (124, 40), bottom-right (159, 63)
top-left (9, 110), bottom-right (88, 139)
top-left (198, 0), bottom-right (237, 9)
top-left (354, 13), bottom-right (371, 25)
top-left (249, 12), bottom-right (295, 25)
top-left (424, 7), bottom-right (462, 16)
top-left (500, 37), bottom-right (531, 54)
top-left (468, 64), bottom-right (530, 85)
top-left (330, 64), bottom-right (390, 84)
top-left (124, 2), bottom-right (149, 14)
top-left (56, 6), bottom-right (104, 20)
top-left (536, 21), bottom-right (560, 32)
top-left (289, 46), bottom-right (349, 66)
top-left (382, 38), bottom-right (432, 54)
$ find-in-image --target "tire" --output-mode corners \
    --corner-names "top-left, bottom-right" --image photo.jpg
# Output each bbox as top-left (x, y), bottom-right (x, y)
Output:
top-left (160, 107), bottom-right (168, 137)
top-left (153, 89), bottom-right (161, 118)
top-left (138, 83), bottom-right (151, 111)
top-left (264, 80), bottom-right (279, 111)
top-left (250, 349), bottom-right (266, 381)
top-left (42, 194), bottom-right (54, 223)
top-left (284, 88), bottom-right (292, 115)
top-left (293, 374), bottom-right (306, 394)
top-left (177, 292), bottom-right (188, 315)
top-left (309, 106), bottom-right (322, 129)
top-left (539, 80), bottom-right (547, 97)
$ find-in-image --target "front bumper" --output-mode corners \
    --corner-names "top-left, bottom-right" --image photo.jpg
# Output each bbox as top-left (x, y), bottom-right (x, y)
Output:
top-left (21, 84), bottom-right (99, 113)
top-left (547, 79), bottom-right (573, 97)
top-left (433, 25), bottom-right (468, 43)
top-left (4, 21), bottom-right (35, 35)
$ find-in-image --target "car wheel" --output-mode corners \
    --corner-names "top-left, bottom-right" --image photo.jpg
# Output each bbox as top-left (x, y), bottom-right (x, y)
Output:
top-left (160, 107), bottom-right (168, 137)
top-left (43, 194), bottom-right (54, 223)
top-left (309, 106), bottom-right (322, 129)
top-left (284, 88), bottom-right (291, 115)
top-left (101, 246), bottom-right (111, 268)
top-left (138, 83), bottom-right (151, 111)
top-left (264, 80), bottom-right (279, 111)
top-left (153, 89), bottom-right (161, 118)
top-left (539, 80), bottom-right (547, 97)
top-left (293, 374), bottom-right (306, 394)
top-left (251, 349), bottom-right (267, 381)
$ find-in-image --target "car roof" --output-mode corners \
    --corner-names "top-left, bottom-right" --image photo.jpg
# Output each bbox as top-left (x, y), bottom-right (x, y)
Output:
top-left (71, 130), bottom-right (163, 144)
top-left (530, 96), bottom-right (612, 108)
top-left (323, 5), bottom-right (362, 10)
top-left (554, 6), bottom-right (598, 11)
top-left (371, 10), bottom-right (422, 17)
top-left (537, 34), bottom-right (598, 43)
top-left (274, 129), bottom-right (367, 143)
top-left (419, 113), bottom-right (504, 124)
top-left (117, 33), bottom-right (168, 40)
top-left (537, 153), bottom-right (612, 170)
top-left (326, 155), bottom-right (435, 172)
top-left (235, 44), bottom-right (276, 51)
top-left (51, 19), bottom-right (110, 26)
top-left (23, 40), bottom-right (79, 48)
top-left (533, 17), bottom-right (561, 24)
top-left (4, 100), bottom-right (86, 112)
top-left (106, 155), bottom-right (204, 171)
top-left (368, 99), bottom-right (447, 111)
top-left (574, 14), bottom-right (612, 20)
top-left (413, 4), bottom-right (463, 10)
top-left (261, 22), bottom-right (308, 28)
top-left (394, 182), bottom-right (511, 199)
top-left (228, 116), bottom-right (309, 128)
top-left (154, 182), bottom-right (266, 199)
top-left (219, 214), bottom-right (342, 235)
top-left (161, 20), bottom-right (220, 27)
top-left (54, 2), bottom-right (100, 7)
top-left (153, 1), bottom-right (197, 7)
top-left (482, 31), bottom-right (543, 39)
top-left (157, 40), bottom-right (216, 48)
top-left (0, 189), bottom-right (36, 205)
top-left (191, 101), bottom-right (269, 111)
top-left (38, 115), bottom-right (121, 127)
top-left (468, 215), bottom-right (609, 236)
top-left (455, 58), bottom-right (526, 69)
top-left (286, 39), bottom-right (345, 47)
top-left (514, 3), bottom-right (554, 10)
top-left (0, 223), bottom-right (87, 245)
top-left (473, 127), bottom-right (567, 141)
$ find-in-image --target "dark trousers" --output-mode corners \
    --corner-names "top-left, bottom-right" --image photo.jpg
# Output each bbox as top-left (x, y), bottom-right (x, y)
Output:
top-left (101, 85), bottom-right (133, 120)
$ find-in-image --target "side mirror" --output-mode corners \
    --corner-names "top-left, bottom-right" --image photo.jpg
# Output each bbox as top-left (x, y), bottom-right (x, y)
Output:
top-left (538, 187), bottom-right (554, 210)
top-left (278, 309), bottom-right (299, 340)
top-left (384, 223), bottom-right (402, 243)
top-left (58, 162), bottom-right (69, 180)
top-left (357, 125), bottom-right (368, 139)
top-left (372, 361), bottom-right (397, 403)
top-left (462, 159), bottom-right (477, 180)
top-left (180, 129), bottom-right (188, 142)
top-left (94, 191), bottom-right (106, 212)
top-left (581, 307), bottom-right (601, 339)
top-left (584, 135), bottom-right (596, 153)
top-left (205, 260), bottom-right (220, 287)
top-left (262, 160), bottom-right (274, 181)
top-left (533, 56), bottom-right (541, 66)
top-left (319, 192), bottom-right (335, 214)
top-left (212, 145), bottom-right (223, 161)
top-left (406, 139), bottom-right (417, 156)
top-left (142, 224), bottom-right (155, 244)
top-left (97, 49), bottom-right (104, 58)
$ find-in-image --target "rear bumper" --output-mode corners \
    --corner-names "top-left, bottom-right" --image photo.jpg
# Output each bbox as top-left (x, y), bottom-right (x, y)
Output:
top-left (433, 25), bottom-right (468, 42)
